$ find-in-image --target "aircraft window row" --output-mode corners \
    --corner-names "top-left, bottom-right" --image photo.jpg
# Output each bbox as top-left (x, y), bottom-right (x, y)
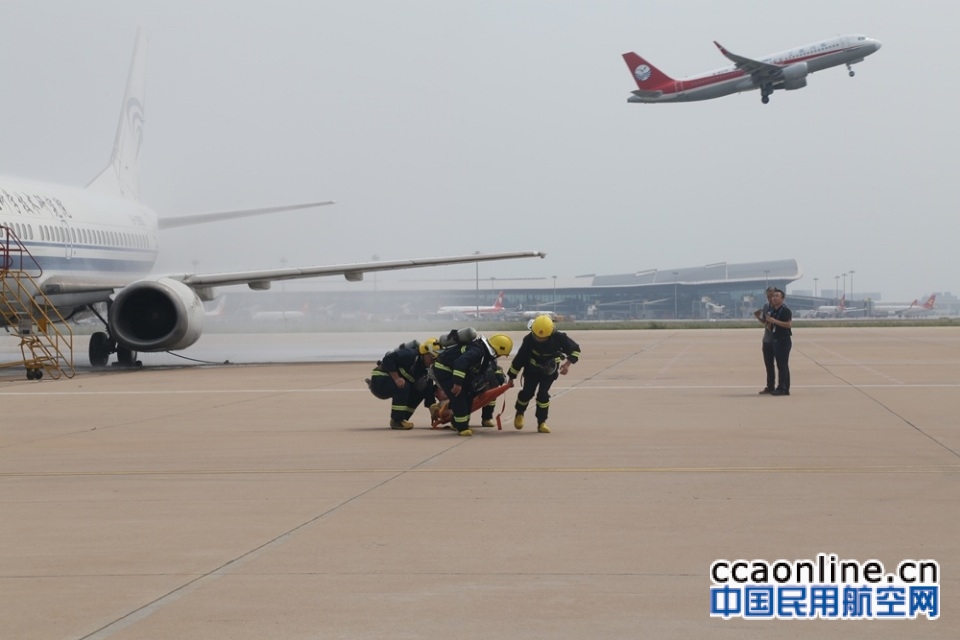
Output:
top-left (1, 220), bottom-right (151, 249)
top-left (3, 221), bottom-right (35, 241)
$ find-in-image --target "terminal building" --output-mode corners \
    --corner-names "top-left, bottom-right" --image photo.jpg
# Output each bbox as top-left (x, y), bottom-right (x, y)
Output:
top-left (221, 259), bottom-right (822, 322)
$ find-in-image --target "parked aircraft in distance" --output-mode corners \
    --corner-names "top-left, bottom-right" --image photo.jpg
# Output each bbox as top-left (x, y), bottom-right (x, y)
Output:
top-left (623, 34), bottom-right (881, 104)
top-left (0, 31), bottom-right (544, 370)
top-left (814, 295), bottom-right (862, 318)
top-left (873, 294), bottom-right (937, 317)
top-left (250, 302), bottom-right (310, 322)
top-left (520, 310), bottom-right (556, 320)
top-left (437, 291), bottom-right (507, 318)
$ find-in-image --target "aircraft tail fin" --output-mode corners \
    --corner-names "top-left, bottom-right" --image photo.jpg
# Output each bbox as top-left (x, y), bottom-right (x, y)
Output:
top-left (922, 294), bottom-right (937, 310)
top-left (87, 28), bottom-right (147, 201)
top-left (622, 52), bottom-right (675, 91)
top-left (494, 291), bottom-right (505, 310)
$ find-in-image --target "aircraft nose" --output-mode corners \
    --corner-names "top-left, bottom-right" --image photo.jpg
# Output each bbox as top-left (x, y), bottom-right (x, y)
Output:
top-left (871, 38), bottom-right (882, 52)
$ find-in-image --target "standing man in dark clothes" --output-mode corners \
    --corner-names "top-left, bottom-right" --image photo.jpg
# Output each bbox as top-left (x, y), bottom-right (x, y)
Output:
top-left (765, 289), bottom-right (793, 396)
top-left (508, 315), bottom-right (581, 433)
top-left (754, 286), bottom-right (777, 394)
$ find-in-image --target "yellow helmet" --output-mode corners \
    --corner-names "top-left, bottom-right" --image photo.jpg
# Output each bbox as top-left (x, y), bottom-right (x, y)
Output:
top-left (418, 337), bottom-right (441, 357)
top-left (531, 315), bottom-right (554, 339)
top-left (487, 334), bottom-right (513, 357)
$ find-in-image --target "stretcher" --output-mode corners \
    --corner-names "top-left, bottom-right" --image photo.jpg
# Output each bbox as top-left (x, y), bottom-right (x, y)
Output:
top-left (431, 382), bottom-right (512, 430)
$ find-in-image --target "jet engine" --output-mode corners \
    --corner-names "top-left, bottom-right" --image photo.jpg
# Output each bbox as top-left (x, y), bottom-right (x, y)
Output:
top-left (109, 277), bottom-right (205, 352)
top-left (780, 62), bottom-right (809, 90)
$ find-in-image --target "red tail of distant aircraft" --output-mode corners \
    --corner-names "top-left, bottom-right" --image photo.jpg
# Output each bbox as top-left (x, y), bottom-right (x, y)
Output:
top-left (623, 34), bottom-right (881, 104)
top-left (874, 294), bottom-right (937, 317)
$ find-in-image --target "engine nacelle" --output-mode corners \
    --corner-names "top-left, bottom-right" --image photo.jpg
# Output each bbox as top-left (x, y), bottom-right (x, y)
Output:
top-left (780, 62), bottom-right (809, 90)
top-left (109, 277), bottom-right (204, 352)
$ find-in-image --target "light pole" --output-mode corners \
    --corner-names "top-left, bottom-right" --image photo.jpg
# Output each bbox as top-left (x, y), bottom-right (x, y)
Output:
top-left (280, 257), bottom-right (288, 321)
top-left (552, 275), bottom-right (557, 314)
top-left (474, 251), bottom-right (481, 317)
top-left (849, 270), bottom-right (855, 303)
top-left (672, 271), bottom-right (679, 319)
top-left (842, 272), bottom-right (847, 299)
top-left (813, 277), bottom-right (818, 299)
top-left (835, 275), bottom-right (840, 304)
top-left (764, 269), bottom-right (770, 290)
top-left (371, 254), bottom-right (379, 318)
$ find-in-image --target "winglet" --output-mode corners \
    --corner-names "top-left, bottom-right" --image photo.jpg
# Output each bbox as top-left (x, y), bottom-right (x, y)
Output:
top-left (714, 40), bottom-right (735, 62)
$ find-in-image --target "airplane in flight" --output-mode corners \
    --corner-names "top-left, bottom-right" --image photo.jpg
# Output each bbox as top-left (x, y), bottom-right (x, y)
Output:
top-left (437, 291), bottom-right (506, 318)
top-left (0, 31), bottom-right (544, 371)
top-left (873, 294), bottom-right (937, 317)
top-left (623, 34), bottom-right (882, 104)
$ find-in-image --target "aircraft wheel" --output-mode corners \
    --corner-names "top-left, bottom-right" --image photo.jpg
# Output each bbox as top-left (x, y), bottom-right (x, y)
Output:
top-left (117, 346), bottom-right (140, 368)
top-left (849, 70), bottom-right (855, 77)
top-left (762, 95), bottom-right (770, 104)
top-left (89, 331), bottom-right (111, 368)
top-left (26, 368), bottom-right (43, 380)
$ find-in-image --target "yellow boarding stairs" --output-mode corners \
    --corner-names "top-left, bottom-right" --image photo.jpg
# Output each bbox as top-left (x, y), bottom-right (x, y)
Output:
top-left (0, 226), bottom-right (74, 380)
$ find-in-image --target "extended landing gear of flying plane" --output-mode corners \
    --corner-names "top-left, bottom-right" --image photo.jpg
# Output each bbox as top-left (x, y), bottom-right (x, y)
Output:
top-left (847, 63), bottom-right (855, 77)
top-left (760, 84), bottom-right (773, 104)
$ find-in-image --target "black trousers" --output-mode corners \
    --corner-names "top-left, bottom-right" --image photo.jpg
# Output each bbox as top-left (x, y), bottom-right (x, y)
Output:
top-left (762, 340), bottom-right (776, 390)
top-left (368, 374), bottom-right (435, 422)
top-left (432, 371), bottom-right (474, 433)
top-left (515, 368), bottom-right (559, 424)
top-left (773, 338), bottom-right (792, 392)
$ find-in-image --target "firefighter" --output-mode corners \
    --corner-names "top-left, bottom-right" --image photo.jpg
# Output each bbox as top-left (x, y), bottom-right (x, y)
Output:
top-left (431, 333), bottom-right (513, 436)
top-left (366, 338), bottom-right (441, 429)
top-left (508, 315), bottom-right (580, 433)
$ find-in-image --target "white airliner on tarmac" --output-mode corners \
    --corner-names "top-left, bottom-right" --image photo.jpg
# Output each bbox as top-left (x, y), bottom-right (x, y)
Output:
top-left (873, 294), bottom-right (937, 317)
top-left (437, 291), bottom-right (506, 318)
top-left (0, 31), bottom-right (543, 369)
top-left (623, 34), bottom-right (881, 104)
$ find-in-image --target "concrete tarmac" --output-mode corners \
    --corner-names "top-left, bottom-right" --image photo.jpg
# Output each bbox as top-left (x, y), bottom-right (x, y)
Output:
top-left (1, 327), bottom-right (957, 639)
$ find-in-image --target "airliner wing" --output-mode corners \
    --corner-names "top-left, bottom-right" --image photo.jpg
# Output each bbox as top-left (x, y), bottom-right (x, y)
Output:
top-left (175, 251), bottom-right (546, 290)
top-left (157, 201), bottom-right (335, 229)
top-left (714, 41), bottom-right (783, 77)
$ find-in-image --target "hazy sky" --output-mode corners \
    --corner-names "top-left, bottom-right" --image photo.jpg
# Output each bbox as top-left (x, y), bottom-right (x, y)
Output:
top-left (0, 1), bottom-right (955, 301)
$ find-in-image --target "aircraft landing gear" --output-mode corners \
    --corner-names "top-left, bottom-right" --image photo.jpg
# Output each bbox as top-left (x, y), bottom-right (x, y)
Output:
top-left (847, 63), bottom-right (855, 77)
top-left (88, 330), bottom-right (141, 368)
top-left (116, 345), bottom-right (141, 368)
top-left (89, 331), bottom-right (112, 368)
top-left (760, 83), bottom-right (773, 104)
